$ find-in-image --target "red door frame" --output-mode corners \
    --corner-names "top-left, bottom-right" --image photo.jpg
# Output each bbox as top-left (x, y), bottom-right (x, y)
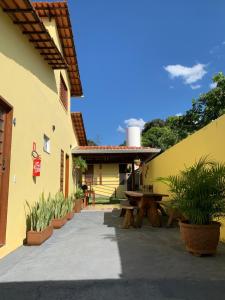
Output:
top-left (0, 96), bottom-right (13, 246)
top-left (65, 154), bottom-right (69, 198)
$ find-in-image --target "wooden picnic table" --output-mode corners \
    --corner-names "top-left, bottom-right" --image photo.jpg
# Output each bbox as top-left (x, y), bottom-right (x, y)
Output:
top-left (125, 191), bottom-right (168, 227)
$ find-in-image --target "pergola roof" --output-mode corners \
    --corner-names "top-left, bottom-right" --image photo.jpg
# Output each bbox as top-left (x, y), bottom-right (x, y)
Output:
top-left (72, 146), bottom-right (161, 164)
top-left (0, 0), bottom-right (67, 69)
top-left (71, 112), bottom-right (87, 146)
top-left (33, 1), bottom-right (83, 97)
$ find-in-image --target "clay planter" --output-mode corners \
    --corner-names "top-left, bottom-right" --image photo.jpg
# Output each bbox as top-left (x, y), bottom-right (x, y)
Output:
top-left (26, 224), bottom-right (53, 246)
top-left (67, 211), bottom-right (74, 220)
top-left (52, 216), bottom-right (67, 229)
top-left (74, 199), bottom-right (82, 213)
top-left (179, 221), bottom-right (221, 256)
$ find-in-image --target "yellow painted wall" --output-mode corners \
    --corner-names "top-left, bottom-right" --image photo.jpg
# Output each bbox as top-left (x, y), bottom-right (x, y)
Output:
top-left (143, 114), bottom-right (225, 240)
top-left (90, 164), bottom-right (125, 198)
top-left (0, 11), bottom-right (78, 258)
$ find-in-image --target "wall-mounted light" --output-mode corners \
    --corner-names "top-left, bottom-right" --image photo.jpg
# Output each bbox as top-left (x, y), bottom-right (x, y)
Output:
top-left (12, 118), bottom-right (16, 127)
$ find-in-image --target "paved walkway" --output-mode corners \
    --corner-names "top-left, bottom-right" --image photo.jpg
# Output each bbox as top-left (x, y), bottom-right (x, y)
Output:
top-left (1, 210), bottom-right (225, 299)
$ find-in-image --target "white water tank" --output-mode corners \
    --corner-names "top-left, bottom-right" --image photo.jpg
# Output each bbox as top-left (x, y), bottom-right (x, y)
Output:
top-left (126, 126), bottom-right (141, 147)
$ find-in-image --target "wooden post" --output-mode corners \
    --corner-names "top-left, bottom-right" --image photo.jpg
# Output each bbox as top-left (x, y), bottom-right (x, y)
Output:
top-left (132, 162), bottom-right (135, 191)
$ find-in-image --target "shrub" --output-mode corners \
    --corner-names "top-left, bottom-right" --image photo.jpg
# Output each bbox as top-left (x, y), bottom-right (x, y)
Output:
top-left (158, 157), bottom-right (225, 225)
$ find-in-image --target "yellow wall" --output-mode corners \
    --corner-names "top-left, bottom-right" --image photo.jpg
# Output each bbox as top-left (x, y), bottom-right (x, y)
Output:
top-left (90, 164), bottom-right (125, 198)
top-left (143, 114), bottom-right (225, 240)
top-left (0, 11), bottom-right (78, 258)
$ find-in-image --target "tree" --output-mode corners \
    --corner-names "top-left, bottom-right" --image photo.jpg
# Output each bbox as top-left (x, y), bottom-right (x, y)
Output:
top-left (142, 118), bottom-right (165, 134)
top-left (87, 139), bottom-right (98, 146)
top-left (177, 72), bottom-right (225, 133)
top-left (119, 140), bottom-right (126, 146)
top-left (142, 126), bottom-right (178, 151)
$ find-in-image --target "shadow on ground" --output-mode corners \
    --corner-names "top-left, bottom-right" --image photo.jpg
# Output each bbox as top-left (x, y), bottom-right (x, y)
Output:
top-left (1, 278), bottom-right (225, 300)
top-left (1, 209), bottom-right (225, 299)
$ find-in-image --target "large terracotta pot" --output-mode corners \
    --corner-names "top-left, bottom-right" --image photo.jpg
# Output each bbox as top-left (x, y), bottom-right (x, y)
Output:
top-left (67, 211), bottom-right (74, 220)
top-left (52, 216), bottom-right (67, 229)
top-left (179, 221), bottom-right (221, 256)
top-left (27, 224), bottom-right (53, 246)
top-left (74, 199), bottom-right (82, 213)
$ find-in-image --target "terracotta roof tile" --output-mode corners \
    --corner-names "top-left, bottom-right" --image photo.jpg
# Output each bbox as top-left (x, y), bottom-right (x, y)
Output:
top-left (33, 1), bottom-right (83, 97)
top-left (71, 112), bottom-right (87, 146)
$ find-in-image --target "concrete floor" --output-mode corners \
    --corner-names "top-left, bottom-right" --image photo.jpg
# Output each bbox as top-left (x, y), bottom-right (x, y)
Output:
top-left (0, 210), bottom-right (225, 299)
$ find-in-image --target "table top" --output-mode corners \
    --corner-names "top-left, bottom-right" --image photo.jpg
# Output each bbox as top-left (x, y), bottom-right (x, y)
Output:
top-left (125, 191), bottom-right (169, 198)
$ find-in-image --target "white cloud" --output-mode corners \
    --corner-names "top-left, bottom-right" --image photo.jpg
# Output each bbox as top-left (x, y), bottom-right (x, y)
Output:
top-left (169, 85), bottom-right (174, 89)
top-left (175, 113), bottom-right (183, 117)
top-left (190, 84), bottom-right (201, 90)
top-left (124, 118), bottom-right (146, 129)
top-left (117, 125), bottom-right (125, 133)
top-left (209, 82), bottom-right (217, 89)
top-left (164, 63), bottom-right (207, 85)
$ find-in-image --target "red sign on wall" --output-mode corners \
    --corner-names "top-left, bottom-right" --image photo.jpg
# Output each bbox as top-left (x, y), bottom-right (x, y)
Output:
top-left (33, 157), bottom-right (41, 177)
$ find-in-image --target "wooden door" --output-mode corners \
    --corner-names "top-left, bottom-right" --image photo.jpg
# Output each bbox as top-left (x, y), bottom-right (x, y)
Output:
top-left (85, 164), bottom-right (94, 185)
top-left (65, 154), bottom-right (69, 198)
top-left (0, 97), bottom-right (13, 246)
top-left (60, 150), bottom-right (64, 192)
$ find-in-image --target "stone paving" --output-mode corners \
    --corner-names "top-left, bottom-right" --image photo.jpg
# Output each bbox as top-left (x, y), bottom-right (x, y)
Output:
top-left (0, 210), bottom-right (225, 299)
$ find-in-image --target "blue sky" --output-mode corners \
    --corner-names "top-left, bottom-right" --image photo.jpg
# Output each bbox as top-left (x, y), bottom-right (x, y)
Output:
top-left (69, 0), bottom-right (225, 145)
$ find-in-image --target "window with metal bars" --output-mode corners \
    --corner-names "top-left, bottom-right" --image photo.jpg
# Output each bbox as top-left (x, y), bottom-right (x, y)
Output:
top-left (60, 74), bottom-right (68, 111)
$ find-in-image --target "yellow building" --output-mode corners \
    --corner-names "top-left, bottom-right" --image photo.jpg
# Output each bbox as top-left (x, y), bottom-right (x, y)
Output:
top-left (72, 146), bottom-right (160, 198)
top-left (0, 0), bottom-right (86, 258)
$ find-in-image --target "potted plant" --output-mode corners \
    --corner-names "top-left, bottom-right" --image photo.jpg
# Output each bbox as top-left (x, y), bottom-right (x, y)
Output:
top-left (66, 196), bottom-right (75, 220)
top-left (73, 188), bottom-right (84, 213)
top-left (159, 157), bottom-right (225, 256)
top-left (73, 156), bottom-right (87, 189)
top-left (26, 193), bottom-right (53, 245)
top-left (51, 192), bottom-right (68, 229)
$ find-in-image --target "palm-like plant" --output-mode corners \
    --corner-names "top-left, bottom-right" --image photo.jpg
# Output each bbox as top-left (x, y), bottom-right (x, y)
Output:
top-left (158, 157), bottom-right (225, 225)
top-left (74, 188), bottom-right (84, 200)
top-left (73, 156), bottom-right (87, 172)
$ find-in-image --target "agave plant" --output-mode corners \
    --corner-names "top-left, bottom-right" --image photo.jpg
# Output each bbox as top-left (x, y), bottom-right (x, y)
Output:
top-left (51, 192), bottom-right (67, 219)
top-left (158, 157), bottom-right (225, 225)
top-left (26, 193), bottom-right (52, 232)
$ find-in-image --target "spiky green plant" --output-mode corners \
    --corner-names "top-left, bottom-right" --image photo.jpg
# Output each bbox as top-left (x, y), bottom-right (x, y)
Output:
top-left (65, 195), bottom-right (74, 213)
top-left (51, 192), bottom-right (67, 219)
top-left (158, 157), bottom-right (225, 225)
top-left (26, 193), bottom-right (52, 232)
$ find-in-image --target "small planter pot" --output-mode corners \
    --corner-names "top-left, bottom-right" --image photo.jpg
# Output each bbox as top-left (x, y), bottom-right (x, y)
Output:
top-left (67, 211), bottom-right (74, 220)
top-left (179, 221), bottom-right (221, 256)
top-left (52, 216), bottom-right (67, 229)
top-left (74, 199), bottom-right (82, 213)
top-left (26, 224), bottom-right (53, 246)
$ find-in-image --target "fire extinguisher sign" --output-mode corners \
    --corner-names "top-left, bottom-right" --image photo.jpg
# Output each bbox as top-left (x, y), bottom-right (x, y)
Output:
top-left (32, 142), bottom-right (41, 177)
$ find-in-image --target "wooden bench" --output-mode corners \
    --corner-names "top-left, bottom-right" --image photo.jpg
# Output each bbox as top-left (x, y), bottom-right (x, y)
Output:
top-left (120, 204), bottom-right (136, 229)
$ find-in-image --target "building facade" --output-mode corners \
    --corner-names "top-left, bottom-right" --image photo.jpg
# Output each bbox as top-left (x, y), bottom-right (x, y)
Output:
top-left (0, 1), bottom-right (83, 258)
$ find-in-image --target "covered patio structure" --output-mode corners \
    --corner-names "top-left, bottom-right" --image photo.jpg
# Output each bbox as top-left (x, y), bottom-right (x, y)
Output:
top-left (72, 145), bottom-right (161, 197)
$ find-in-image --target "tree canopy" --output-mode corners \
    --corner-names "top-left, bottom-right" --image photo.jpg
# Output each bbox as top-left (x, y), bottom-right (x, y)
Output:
top-left (142, 72), bottom-right (225, 151)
